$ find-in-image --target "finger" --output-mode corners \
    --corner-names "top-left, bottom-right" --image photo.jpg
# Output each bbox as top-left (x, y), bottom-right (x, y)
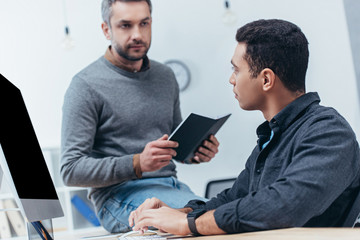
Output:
top-left (152, 155), bottom-right (173, 162)
top-left (136, 219), bottom-right (158, 232)
top-left (202, 140), bottom-right (219, 154)
top-left (151, 159), bottom-right (171, 170)
top-left (133, 221), bottom-right (149, 232)
top-left (191, 156), bottom-right (201, 164)
top-left (157, 134), bottom-right (169, 141)
top-left (194, 151), bottom-right (211, 162)
top-left (129, 211), bottom-right (135, 226)
top-left (209, 135), bottom-right (220, 146)
top-left (141, 198), bottom-right (154, 209)
top-left (151, 148), bottom-right (177, 157)
top-left (133, 216), bottom-right (156, 232)
top-left (130, 198), bottom-right (155, 226)
top-left (197, 146), bottom-right (215, 159)
top-left (131, 199), bottom-right (153, 225)
top-left (151, 140), bottom-right (179, 149)
top-left (133, 211), bottom-right (142, 227)
top-left (153, 134), bottom-right (178, 148)
top-left (140, 226), bottom-right (149, 232)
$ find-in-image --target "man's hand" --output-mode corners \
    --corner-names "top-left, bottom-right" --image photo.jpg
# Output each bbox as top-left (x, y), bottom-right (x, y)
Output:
top-left (132, 207), bottom-right (190, 235)
top-left (128, 197), bottom-right (168, 228)
top-left (192, 135), bottom-right (220, 163)
top-left (133, 208), bottom-right (226, 236)
top-left (140, 134), bottom-right (178, 172)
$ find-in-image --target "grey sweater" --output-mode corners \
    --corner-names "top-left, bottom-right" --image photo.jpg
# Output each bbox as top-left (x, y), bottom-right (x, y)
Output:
top-left (60, 56), bottom-right (182, 212)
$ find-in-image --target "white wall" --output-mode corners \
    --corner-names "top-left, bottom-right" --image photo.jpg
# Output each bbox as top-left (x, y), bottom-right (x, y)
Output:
top-left (0, 0), bottom-right (359, 197)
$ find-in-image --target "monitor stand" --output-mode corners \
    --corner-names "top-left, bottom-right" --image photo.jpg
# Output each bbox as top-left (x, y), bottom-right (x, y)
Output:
top-left (0, 166), bottom-right (54, 240)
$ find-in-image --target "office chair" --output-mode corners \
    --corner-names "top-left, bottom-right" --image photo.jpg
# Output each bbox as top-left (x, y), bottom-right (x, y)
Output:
top-left (342, 188), bottom-right (360, 227)
top-left (205, 178), bottom-right (237, 199)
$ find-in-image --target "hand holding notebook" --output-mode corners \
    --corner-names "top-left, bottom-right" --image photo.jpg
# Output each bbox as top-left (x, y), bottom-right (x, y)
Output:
top-left (169, 113), bottom-right (231, 163)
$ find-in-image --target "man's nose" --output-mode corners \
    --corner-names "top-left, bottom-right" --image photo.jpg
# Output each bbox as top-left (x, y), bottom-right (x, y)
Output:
top-left (229, 74), bottom-right (235, 85)
top-left (131, 26), bottom-right (142, 40)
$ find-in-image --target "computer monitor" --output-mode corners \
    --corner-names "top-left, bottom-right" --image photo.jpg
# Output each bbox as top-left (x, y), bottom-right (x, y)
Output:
top-left (0, 73), bottom-right (64, 223)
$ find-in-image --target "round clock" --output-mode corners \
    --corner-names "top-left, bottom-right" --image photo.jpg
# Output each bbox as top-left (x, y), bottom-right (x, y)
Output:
top-left (164, 59), bottom-right (191, 92)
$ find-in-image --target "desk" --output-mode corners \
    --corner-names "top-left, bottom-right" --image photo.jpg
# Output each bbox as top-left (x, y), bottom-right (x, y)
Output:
top-left (68, 228), bottom-right (360, 240)
top-left (190, 228), bottom-right (360, 240)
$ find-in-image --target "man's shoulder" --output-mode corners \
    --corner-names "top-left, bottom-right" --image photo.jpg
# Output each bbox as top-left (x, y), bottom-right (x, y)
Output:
top-left (293, 92), bottom-right (347, 123)
top-left (149, 59), bottom-right (164, 68)
top-left (74, 57), bottom-right (107, 80)
top-left (66, 57), bottom-right (112, 96)
top-left (307, 102), bottom-right (347, 123)
top-left (298, 102), bottom-right (356, 139)
top-left (149, 59), bottom-right (173, 74)
top-left (147, 59), bottom-right (177, 86)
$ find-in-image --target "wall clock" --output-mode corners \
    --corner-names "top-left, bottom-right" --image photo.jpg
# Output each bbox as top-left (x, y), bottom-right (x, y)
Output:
top-left (164, 60), bottom-right (191, 92)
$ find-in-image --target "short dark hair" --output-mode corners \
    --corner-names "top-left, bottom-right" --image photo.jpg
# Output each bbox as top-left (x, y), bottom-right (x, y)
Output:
top-left (236, 19), bottom-right (309, 92)
top-left (102, 0), bottom-right (152, 26)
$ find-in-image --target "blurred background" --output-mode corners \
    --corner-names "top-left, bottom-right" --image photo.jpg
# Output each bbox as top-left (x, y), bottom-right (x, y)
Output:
top-left (1, 0), bottom-right (359, 197)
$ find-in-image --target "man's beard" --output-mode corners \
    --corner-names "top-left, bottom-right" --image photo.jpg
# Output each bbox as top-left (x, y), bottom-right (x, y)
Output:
top-left (113, 41), bottom-right (149, 61)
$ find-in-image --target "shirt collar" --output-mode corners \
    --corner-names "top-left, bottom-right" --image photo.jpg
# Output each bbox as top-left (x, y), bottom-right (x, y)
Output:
top-left (104, 46), bottom-right (150, 73)
top-left (271, 92), bottom-right (320, 131)
top-left (257, 92), bottom-right (321, 138)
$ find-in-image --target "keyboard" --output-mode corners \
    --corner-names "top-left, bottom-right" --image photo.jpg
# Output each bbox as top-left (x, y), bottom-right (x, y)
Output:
top-left (118, 230), bottom-right (167, 240)
top-left (119, 236), bottom-right (167, 240)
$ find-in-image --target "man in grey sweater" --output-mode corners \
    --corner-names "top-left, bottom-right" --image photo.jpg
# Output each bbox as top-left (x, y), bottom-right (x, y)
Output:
top-left (60, 0), bottom-right (219, 233)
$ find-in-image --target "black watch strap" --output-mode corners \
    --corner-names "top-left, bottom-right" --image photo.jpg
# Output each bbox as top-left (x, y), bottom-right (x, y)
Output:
top-left (187, 209), bottom-right (206, 236)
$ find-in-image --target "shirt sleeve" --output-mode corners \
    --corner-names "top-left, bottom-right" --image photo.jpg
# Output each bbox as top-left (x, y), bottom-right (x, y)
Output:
top-left (60, 77), bottom-right (138, 188)
top-left (183, 160), bottom-right (250, 210)
top-left (203, 160), bottom-right (251, 210)
top-left (213, 115), bottom-right (360, 233)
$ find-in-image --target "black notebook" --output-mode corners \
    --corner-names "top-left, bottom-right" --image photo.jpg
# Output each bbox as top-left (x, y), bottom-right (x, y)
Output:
top-left (169, 113), bottom-right (231, 163)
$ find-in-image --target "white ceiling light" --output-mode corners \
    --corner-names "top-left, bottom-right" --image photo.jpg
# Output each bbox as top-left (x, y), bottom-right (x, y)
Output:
top-left (222, 0), bottom-right (237, 26)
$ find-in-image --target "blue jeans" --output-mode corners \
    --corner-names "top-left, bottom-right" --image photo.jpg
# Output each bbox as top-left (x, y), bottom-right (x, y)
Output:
top-left (97, 177), bottom-right (207, 233)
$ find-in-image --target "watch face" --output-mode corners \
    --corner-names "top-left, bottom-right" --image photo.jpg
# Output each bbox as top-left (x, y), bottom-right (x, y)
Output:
top-left (164, 60), bottom-right (191, 92)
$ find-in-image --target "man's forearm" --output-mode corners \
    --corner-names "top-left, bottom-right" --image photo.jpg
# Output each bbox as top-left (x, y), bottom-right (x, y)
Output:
top-left (195, 210), bottom-right (226, 235)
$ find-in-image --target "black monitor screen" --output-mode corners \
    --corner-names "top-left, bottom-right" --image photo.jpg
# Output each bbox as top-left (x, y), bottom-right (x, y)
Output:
top-left (0, 74), bottom-right (58, 199)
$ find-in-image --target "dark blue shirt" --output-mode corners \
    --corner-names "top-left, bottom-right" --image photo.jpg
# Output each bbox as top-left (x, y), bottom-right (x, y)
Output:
top-left (186, 92), bottom-right (360, 233)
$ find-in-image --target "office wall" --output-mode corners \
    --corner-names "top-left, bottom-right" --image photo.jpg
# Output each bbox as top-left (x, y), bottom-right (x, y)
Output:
top-left (0, 0), bottom-right (359, 196)
top-left (344, 0), bottom-right (360, 110)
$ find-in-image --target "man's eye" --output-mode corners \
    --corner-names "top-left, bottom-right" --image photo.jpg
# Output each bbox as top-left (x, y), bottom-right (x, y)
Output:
top-left (121, 24), bottom-right (131, 29)
top-left (141, 21), bottom-right (149, 27)
top-left (232, 67), bottom-right (239, 75)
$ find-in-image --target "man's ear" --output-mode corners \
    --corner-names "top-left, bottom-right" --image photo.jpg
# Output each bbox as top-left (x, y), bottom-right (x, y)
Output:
top-left (101, 22), bottom-right (111, 40)
top-left (261, 68), bottom-right (276, 92)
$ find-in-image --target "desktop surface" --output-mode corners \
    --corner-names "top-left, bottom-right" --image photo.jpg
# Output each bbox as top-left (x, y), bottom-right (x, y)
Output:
top-left (65, 227), bottom-right (360, 240)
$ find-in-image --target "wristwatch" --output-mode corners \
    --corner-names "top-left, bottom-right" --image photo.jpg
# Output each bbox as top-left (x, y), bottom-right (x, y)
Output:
top-left (187, 209), bottom-right (207, 235)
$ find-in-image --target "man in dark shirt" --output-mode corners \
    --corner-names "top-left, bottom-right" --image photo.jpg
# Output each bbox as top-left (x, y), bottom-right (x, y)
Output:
top-left (128, 19), bottom-right (360, 235)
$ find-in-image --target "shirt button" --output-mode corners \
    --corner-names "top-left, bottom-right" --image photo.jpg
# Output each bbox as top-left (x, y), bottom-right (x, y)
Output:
top-left (256, 169), bottom-right (262, 174)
